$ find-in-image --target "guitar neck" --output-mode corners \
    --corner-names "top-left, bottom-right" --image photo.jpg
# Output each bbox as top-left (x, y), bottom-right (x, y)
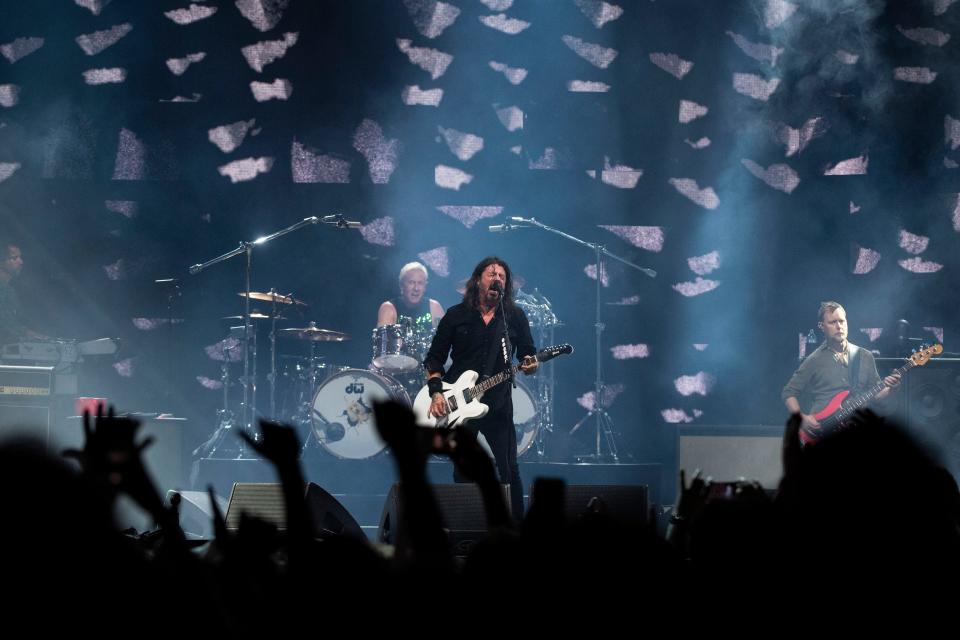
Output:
top-left (836, 360), bottom-right (915, 418)
top-left (470, 359), bottom-right (534, 398)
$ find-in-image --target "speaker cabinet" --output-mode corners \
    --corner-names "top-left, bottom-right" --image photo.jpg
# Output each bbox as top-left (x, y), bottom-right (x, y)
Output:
top-left (0, 365), bottom-right (54, 442)
top-left (878, 357), bottom-right (960, 460)
top-left (677, 426), bottom-right (784, 490)
top-left (378, 483), bottom-right (511, 555)
top-left (225, 482), bottom-right (365, 541)
top-left (548, 484), bottom-right (650, 528)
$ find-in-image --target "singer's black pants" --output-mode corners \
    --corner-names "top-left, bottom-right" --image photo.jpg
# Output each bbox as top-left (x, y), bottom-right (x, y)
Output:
top-left (452, 406), bottom-right (524, 521)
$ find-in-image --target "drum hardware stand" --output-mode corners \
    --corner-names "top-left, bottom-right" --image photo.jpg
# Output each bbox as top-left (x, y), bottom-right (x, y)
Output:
top-left (508, 217), bottom-right (656, 462)
top-left (193, 338), bottom-right (240, 458)
top-left (534, 318), bottom-right (556, 458)
top-left (154, 278), bottom-right (181, 413)
top-left (266, 288), bottom-right (294, 420)
top-left (189, 215), bottom-right (335, 457)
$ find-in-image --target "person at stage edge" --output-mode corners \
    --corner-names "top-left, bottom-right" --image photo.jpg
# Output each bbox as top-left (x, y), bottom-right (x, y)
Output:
top-left (423, 257), bottom-right (538, 520)
top-left (782, 300), bottom-right (900, 434)
top-left (0, 240), bottom-right (45, 346)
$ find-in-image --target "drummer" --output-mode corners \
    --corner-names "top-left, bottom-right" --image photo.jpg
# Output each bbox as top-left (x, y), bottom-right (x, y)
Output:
top-left (377, 261), bottom-right (444, 334)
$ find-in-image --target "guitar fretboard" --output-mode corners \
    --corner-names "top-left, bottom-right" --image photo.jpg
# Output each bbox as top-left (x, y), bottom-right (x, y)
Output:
top-left (831, 359), bottom-right (916, 424)
top-left (468, 361), bottom-right (531, 399)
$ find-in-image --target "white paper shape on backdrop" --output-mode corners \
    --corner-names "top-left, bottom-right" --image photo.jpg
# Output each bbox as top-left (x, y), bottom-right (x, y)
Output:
top-left (402, 85), bottom-right (443, 106)
top-left (405, 0), bottom-right (461, 39)
top-left (208, 120), bottom-right (257, 153)
top-left (397, 39), bottom-right (453, 80)
top-left (649, 52), bottom-right (693, 79)
top-left (217, 157), bottom-right (274, 183)
top-left (251, 79), bottom-right (293, 101)
top-left (563, 35), bottom-right (617, 69)
top-left (480, 14), bottom-right (531, 35)
top-left (236, 0), bottom-right (290, 32)
top-left (669, 178), bottom-right (720, 209)
top-left (291, 141), bottom-right (351, 183)
top-left (241, 32), bottom-right (298, 73)
top-left (165, 4), bottom-right (218, 25)
top-left (1, 37), bottom-right (44, 63)
top-left (76, 24), bottom-right (133, 56)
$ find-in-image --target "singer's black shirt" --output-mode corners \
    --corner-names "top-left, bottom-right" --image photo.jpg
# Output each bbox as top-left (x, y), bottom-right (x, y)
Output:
top-left (423, 301), bottom-right (536, 415)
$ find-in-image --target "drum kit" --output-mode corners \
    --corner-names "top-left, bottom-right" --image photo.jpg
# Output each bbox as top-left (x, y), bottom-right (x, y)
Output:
top-left (196, 285), bottom-right (564, 462)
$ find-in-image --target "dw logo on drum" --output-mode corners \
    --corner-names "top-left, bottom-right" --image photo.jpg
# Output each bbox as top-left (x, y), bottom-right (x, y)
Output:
top-left (345, 382), bottom-right (365, 394)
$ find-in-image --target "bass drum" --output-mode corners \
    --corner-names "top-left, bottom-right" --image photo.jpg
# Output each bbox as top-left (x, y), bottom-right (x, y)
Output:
top-left (512, 377), bottom-right (540, 458)
top-left (311, 369), bottom-right (410, 460)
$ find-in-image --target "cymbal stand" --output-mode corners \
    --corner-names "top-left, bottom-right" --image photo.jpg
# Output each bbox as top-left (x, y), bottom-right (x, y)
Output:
top-left (267, 288), bottom-right (281, 419)
top-left (534, 309), bottom-right (555, 458)
top-left (193, 337), bottom-right (240, 458)
top-left (510, 217), bottom-right (656, 462)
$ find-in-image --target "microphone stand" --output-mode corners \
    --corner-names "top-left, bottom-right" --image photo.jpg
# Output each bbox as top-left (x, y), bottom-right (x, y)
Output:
top-left (188, 216), bottom-right (320, 457)
top-left (509, 217), bottom-right (655, 462)
top-left (495, 285), bottom-right (515, 388)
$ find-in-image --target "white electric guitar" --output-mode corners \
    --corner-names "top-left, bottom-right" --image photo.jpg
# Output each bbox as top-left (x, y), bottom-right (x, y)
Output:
top-left (413, 344), bottom-right (574, 429)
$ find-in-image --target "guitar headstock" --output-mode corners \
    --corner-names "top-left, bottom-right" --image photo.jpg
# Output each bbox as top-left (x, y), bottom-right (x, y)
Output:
top-left (536, 343), bottom-right (574, 362)
top-left (910, 343), bottom-right (943, 367)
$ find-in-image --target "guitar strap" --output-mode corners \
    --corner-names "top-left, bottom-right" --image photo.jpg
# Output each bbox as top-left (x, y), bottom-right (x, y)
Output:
top-left (482, 311), bottom-right (507, 380)
top-left (848, 343), bottom-right (862, 393)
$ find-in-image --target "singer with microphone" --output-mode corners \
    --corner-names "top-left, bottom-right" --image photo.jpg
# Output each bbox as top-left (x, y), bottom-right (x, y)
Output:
top-left (422, 257), bottom-right (538, 519)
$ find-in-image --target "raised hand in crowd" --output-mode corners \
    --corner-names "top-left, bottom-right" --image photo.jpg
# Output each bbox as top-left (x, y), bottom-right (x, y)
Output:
top-left (65, 406), bottom-right (168, 523)
top-left (438, 426), bottom-right (512, 529)
top-left (239, 421), bottom-right (313, 552)
top-left (373, 400), bottom-right (451, 569)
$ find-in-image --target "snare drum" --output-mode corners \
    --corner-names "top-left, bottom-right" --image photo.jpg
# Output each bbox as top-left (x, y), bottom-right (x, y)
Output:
top-left (371, 324), bottom-right (420, 372)
top-left (310, 369), bottom-right (410, 459)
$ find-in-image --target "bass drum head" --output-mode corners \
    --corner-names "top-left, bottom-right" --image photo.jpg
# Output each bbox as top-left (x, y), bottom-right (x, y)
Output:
top-left (513, 377), bottom-right (540, 457)
top-left (311, 369), bottom-right (410, 460)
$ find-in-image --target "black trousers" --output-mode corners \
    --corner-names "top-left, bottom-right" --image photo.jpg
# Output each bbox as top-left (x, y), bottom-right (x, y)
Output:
top-left (453, 407), bottom-right (523, 521)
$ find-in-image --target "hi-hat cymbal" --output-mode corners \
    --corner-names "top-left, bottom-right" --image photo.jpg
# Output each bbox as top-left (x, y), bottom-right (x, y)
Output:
top-left (238, 291), bottom-right (307, 306)
top-left (221, 313), bottom-right (286, 321)
top-left (279, 326), bottom-right (350, 342)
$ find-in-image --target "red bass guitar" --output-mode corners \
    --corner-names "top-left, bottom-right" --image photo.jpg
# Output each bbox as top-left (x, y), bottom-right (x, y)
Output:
top-left (799, 343), bottom-right (943, 446)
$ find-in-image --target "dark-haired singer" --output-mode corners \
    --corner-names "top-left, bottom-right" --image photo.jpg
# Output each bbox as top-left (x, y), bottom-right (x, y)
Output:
top-left (423, 257), bottom-right (538, 520)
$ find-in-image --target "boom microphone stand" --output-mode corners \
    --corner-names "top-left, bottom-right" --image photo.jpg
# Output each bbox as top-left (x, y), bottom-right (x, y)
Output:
top-left (502, 217), bottom-right (655, 461)
top-left (188, 215), bottom-right (359, 457)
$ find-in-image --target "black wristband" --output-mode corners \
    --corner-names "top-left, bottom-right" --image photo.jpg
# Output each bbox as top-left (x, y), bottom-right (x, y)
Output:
top-left (427, 378), bottom-right (443, 396)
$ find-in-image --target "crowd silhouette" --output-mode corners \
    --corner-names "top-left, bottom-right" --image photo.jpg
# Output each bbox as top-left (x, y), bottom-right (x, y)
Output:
top-left (1, 401), bottom-right (957, 629)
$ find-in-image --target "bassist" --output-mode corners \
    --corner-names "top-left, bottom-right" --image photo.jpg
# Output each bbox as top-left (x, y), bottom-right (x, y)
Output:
top-left (422, 257), bottom-right (537, 519)
top-left (782, 301), bottom-right (900, 441)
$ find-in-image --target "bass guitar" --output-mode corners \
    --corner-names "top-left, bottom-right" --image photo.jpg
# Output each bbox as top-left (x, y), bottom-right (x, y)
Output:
top-left (800, 343), bottom-right (943, 446)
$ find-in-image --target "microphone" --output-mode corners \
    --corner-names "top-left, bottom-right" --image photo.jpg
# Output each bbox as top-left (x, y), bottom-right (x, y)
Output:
top-left (188, 264), bottom-right (201, 275)
top-left (488, 222), bottom-right (530, 232)
top-left (322, 422), bottom-right (345, 443)
top-left (322, 214), bottom-right (362, 229)
top-left (491, 281), bottom-right (504, 296)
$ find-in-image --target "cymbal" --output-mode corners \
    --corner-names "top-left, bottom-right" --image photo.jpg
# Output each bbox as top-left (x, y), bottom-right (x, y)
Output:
top-left (279, 326), bottom-right (350, 342)
top-left (237, 292), bottom-right (306, 306)
top-left (220, 313), bottom-right (286, 321)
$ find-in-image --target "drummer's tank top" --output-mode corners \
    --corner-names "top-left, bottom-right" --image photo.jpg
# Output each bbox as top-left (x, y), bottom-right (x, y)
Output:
top-left (391, 297), bottom-right (433, 337)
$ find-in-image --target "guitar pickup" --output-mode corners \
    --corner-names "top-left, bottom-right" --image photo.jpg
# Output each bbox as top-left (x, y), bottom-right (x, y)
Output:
top-left (447, 396), bottom-right (459, 412)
